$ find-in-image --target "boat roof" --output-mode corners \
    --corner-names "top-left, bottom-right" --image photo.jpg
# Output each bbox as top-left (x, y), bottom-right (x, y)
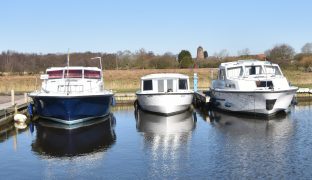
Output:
top-left (220, 59), bottom-right (278, 68)
top-left (46, 66), bottom-right (101, 71)
top-left (141, 73), bottom-right (189, 80)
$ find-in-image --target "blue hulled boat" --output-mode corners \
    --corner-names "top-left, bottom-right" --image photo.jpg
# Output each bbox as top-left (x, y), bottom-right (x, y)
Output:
top-left (29, 58), bottom-right (114, 124)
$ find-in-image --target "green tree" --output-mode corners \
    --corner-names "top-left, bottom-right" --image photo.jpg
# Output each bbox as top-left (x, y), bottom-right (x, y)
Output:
top-left (178, 50), bottom-right (192, 63)
top-left (180, 57), bottom-right (194, 68)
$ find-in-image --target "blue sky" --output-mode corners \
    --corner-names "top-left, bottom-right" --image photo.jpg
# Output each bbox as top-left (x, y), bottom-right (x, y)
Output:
top-left (1, 0), bottom-right (312, 57)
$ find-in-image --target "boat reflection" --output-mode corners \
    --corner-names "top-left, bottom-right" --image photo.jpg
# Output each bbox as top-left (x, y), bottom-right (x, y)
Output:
top-left (135, 108), bottom-right (196, 178)
top-left (200, 108), bottom-right (294, 140)
top-left (135, 108), bottom-right (196, 134)
top-left (31, 113), bottom-right (116, 157)
top-left (196, 108), bottom-right (295, 176)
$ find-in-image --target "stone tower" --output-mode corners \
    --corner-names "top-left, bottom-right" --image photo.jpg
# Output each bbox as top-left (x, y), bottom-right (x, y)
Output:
top-left (197, 46), bottom-right (204, 60)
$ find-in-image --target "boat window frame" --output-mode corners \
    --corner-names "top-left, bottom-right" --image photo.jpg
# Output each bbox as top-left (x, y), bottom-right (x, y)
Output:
top-left (178, 78), bottom-right (188, 90)
top-left (64, 69), bottom-right (83, 78)
top-left (167, 79), bottom-right (174, 92)
top-left (157, 79), bottom-right (165, 92)
top-left (143, 79), bottom-right (153, 91)
top-left (84, 70), bottom-right (101, 79)
top-left (264, 65), bottom-right (282, 76)
top-left (226, 66), bottom-right (244, 79)
top-left (47, 70), bottom-right (64, 79)
top-left (218, 69), bottom-right (226, 80)
top-left (244, 65), bottom-right (264, 76)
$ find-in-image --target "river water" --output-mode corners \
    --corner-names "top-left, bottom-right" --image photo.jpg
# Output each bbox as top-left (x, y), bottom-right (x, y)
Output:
top-left (0, 101), bottom-right (312, 179)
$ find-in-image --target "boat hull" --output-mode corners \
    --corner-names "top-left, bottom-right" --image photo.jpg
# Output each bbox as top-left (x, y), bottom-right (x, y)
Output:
top-left (30, 94), bottom-right (113, 124)
top-left (136, 93), bottom-right (193, 115)
top-left (211, 88), bottom-right (297, 115)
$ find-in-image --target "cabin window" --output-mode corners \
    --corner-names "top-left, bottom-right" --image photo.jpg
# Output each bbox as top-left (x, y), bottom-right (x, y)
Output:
top-left (47, 70), bottom-right (63, 79)
top-left (158, 80), bottom-right (164, 92)
top-left (64, 70), bottom-right (82, 78)
top-left (84, 70), bottom-right (101, 79)
top-left (167, 79), bottom-right (173, 92)
top-left (179, 79), bottom-right (188, 90)
top-left (227, 67), bottom-right (243, 78)
top-left (264, 65), bottom-right (281, 75)
top-left (218, 69), bottom-right (226, 80)
top-left (143, 80), bottom-right (153, 91)
top-left (245, 66), bottom-right (263, 75)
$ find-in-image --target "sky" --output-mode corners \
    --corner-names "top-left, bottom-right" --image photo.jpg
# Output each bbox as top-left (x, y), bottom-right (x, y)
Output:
top-left (1, 0), bottom-right (312, 57)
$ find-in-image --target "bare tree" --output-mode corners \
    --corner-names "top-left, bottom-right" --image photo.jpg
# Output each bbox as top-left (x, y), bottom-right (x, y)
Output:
top-left (301, 43), bottom-right (312, 54)
top-left (266, 44), bottom-right (295, 60)
top-left (214, 49), bottom-right (229, 59)
top-left (237, 48), bottom-right (250, 56)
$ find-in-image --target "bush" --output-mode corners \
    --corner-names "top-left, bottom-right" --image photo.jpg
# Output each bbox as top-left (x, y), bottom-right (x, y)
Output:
top-left (180, 57), bottom-right (194, 68)
top-left (299, 55), bottom-right (312, 72)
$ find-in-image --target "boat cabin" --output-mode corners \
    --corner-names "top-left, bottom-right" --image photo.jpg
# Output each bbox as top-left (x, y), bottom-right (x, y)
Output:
top-left (217, 60), bottom-right (283, 81)
top-left (213, 60), bottom-right (290, 91)
top-left (40, 67), bottom-right (103, 93)
top-left (139, 73), bottom-right (191, 93)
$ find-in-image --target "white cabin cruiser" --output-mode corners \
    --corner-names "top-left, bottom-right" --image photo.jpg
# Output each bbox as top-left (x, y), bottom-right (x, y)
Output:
top-left (211, 60), bottom-right (298, 115)
top-left (136, 73), bottom-right (194, 115)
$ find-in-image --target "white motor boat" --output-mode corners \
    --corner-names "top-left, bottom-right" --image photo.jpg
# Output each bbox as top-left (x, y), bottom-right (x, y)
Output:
top-left (136, 73), bottom-right (194, 115)
top-left (211, 60), bottom-right (298, 115)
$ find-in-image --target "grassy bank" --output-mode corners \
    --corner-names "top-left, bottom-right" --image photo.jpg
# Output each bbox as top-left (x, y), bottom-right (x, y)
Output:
top-left (0, 68), bottom-right (311, 94)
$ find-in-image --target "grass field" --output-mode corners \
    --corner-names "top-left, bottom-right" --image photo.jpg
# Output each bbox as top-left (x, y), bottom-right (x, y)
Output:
top-left (0, 68), bottom-right (311, 94)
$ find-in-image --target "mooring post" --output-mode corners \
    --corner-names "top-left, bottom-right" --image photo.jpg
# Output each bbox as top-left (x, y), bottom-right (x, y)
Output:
top-left (11, 89), bottom-right (15, 106)
top-left (194, 73), bottom-right (198, 92)
top-left (14, 104), bottom-right (18, 114)
top-left (24, 92), bottom-right (28, 103)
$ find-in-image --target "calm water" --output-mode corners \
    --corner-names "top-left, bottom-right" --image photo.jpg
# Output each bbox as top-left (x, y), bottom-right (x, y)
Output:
top-left (1, 102), bottom-right (312, 179)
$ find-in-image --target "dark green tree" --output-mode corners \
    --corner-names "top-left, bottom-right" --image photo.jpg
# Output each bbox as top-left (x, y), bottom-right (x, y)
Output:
top-left (204, 51), bottom-right (208, 59)
top-left (180, 57), bottom-right (194, 68)
top-left (178, 50), bottom-right (192, 63)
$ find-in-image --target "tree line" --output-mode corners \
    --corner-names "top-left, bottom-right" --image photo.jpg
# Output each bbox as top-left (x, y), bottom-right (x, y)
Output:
top-left (1, 43), bottom-right (312, 74)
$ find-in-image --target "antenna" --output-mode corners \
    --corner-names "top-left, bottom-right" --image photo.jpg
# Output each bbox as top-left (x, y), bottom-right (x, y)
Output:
top-left (66, 49), bottom-right (70, 95)
top-left (67, 49), bottom-right (70, 67)
top-left (91, 56), bottom-right (102, 71)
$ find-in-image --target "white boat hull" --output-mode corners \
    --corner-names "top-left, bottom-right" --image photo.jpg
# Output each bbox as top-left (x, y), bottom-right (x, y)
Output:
top-left (211, 88), bottom-right (297, 115)
top-left (136, 93), bottom-right (193, 115)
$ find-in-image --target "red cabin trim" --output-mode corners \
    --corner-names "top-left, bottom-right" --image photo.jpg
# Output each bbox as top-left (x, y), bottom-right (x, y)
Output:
top-left (84, 70), bottom-right (101, 79)
top-left (47, 70), bottom-right (63, 79)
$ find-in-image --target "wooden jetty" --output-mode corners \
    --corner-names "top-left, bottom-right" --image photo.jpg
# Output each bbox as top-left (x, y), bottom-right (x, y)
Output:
top-left (0, 93), bottom-right (30, 126)
top-left (114, 93), bottom-right (136, 104)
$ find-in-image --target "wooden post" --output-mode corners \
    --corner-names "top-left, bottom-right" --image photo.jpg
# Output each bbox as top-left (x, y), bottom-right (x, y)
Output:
top-left (211, 70), bottom-right (214, 80)
top-left (11, 89), bottom-right (15, 106)
top-left (24, 93), bottom-right (28, 103)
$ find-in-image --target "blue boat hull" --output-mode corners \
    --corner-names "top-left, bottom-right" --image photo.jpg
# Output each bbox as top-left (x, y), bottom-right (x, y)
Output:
top-left (31, 95), bottom-right (113, 124)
